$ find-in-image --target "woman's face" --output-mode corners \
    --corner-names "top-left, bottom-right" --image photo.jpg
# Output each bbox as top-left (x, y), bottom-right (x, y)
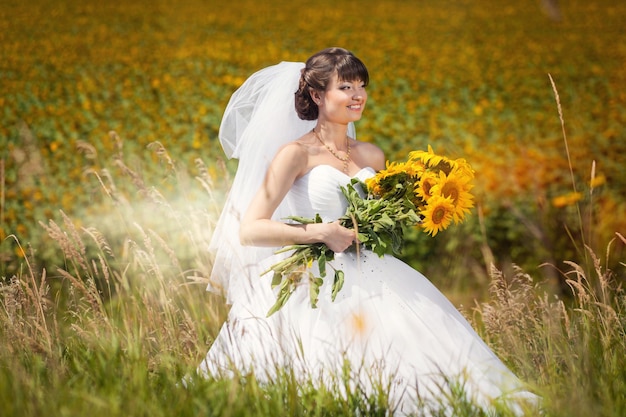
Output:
top-left (318, 74), bottom-right (367, 124)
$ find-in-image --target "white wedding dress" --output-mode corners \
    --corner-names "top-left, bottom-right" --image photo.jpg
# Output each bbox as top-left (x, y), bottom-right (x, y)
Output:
top-left (198, 164), bottom-right (539, 416)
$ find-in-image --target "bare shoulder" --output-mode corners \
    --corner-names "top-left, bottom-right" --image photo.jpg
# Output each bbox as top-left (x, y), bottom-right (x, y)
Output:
top-left (353, 140), bottom-right (386, 171)
top-left (272, 140), bottom-right (310, 176)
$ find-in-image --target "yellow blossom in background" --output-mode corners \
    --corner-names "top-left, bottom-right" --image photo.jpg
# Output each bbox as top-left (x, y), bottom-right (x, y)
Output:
top-left (552, 192), bottom-right (583, 208)
top-left (16, 224), bottom-right (27, 236)
top-left (15, 246), bottom-right (26, 258)
top-left (192, 130), bottom-right (203, 150)
top-left (590, 174), bottom-right (606, 188)
top-left (33, 190), bottom-right (44, 202)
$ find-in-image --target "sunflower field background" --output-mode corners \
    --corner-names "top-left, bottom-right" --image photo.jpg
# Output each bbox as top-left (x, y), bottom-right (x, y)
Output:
top-left (1, 1), bottom-right (626, 416)
top-left (2, 0), bottom-right (625, 286)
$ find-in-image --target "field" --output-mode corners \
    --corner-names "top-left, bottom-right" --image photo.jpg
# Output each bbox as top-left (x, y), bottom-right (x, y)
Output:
top-left (1, 0), bottom-right (626, 416)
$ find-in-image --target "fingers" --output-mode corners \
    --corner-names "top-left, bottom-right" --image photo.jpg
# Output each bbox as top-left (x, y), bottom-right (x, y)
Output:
top-left (329, 225), bottom-right (357, 253)
top-left (319, 221), bottom-right (357, 253)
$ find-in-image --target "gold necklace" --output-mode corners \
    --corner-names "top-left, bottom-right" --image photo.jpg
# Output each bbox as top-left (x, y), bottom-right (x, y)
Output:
top-left (312, 129), bottom-right (351, 174)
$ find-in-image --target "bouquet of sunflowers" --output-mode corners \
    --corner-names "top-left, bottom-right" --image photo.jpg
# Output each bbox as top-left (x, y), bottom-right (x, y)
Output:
top-left (264, 145), bottom-right (474, 316)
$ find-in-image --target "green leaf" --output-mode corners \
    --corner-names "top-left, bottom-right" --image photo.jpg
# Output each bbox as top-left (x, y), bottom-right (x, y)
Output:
top-left (379, 213), bottom-right (395, 227)
top-left (309, 274), bottom-right (323, 308)
top-left (271, 271), bottom-right (282, 288)
top-left (318, 252), bottom-right (327, 277)
top-left (267, 280), bottom-right (294, 317)
top-left (331, 270), bottom-right (345, 302)
top-left (284, 215), bottom-right (317, 224)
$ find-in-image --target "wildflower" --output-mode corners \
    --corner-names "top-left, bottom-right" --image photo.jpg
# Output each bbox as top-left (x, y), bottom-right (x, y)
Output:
top-left (552, 192), bottom-right (583, 208)
top-left (590, 174), bottom-right (606, 188)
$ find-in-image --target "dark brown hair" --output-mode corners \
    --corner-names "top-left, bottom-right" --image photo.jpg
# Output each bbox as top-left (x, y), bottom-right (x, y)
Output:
top-left (295, 47), bottom-right (369, 120)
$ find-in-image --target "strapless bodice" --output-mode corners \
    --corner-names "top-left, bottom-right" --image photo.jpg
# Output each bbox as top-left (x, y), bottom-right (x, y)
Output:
top-left (284, 165), bottom-right (375, 222)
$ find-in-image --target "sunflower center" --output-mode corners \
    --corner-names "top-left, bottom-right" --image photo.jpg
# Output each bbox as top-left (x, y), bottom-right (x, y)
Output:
top-left (423, 180), bottom-right (434, 198)
top-left (432, 206), bottom-right (447, 224)
top-left (441, 183), bottom-right (459, 203)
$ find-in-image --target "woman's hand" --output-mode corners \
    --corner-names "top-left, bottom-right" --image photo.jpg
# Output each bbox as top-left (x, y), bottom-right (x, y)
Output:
top-left (315, 221), bottom-right (356, 253)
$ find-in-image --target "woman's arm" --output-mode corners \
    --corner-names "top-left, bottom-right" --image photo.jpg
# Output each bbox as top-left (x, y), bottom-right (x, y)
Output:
top-left (239, 143), bottom-right (356, 253)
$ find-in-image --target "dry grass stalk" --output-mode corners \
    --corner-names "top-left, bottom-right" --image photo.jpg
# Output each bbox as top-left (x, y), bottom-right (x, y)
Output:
top-left (147, 141), bottom-right (176, 174)
top-left (475, 238), bottom-right (625, 401)
top-left (1, 237), bottom-right (55, 356)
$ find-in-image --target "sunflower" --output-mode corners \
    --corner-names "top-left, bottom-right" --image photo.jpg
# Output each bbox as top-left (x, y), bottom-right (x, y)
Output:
top-left (429, 169), bottom-right (474, 223)
top-left (405, 159), bottom-right (426, 177)
top-left (420, 195), bottom-right (455, 236)
top-left (415, 171), bottom-right (439, 202)
top-left (364, 176), bottom-right (381, 195)
top-left (409, 145), bottom-right (447, 168)
top-left (366, 161), bottom-right (418, 200)
top-left (448, 157), bottom-right (475, 179)
top-left (410, 146), bottom-right (475, 180)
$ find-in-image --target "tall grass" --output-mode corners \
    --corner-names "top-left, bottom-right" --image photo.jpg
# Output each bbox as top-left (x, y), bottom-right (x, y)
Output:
top-left (0, 132), bottom-right (398, 416)
top-left (1, 121), bottom-right (625, 415)
top-left (470, 77), bottom-right (626, 417)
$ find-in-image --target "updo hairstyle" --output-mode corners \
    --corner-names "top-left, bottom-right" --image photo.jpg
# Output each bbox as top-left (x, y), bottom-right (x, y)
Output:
top-left (295, 47), bottom-right (369, 121)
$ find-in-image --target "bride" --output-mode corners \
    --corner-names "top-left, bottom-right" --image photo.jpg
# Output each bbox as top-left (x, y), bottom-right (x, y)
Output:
top-left (198, 47), bottom-right (539, 416)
